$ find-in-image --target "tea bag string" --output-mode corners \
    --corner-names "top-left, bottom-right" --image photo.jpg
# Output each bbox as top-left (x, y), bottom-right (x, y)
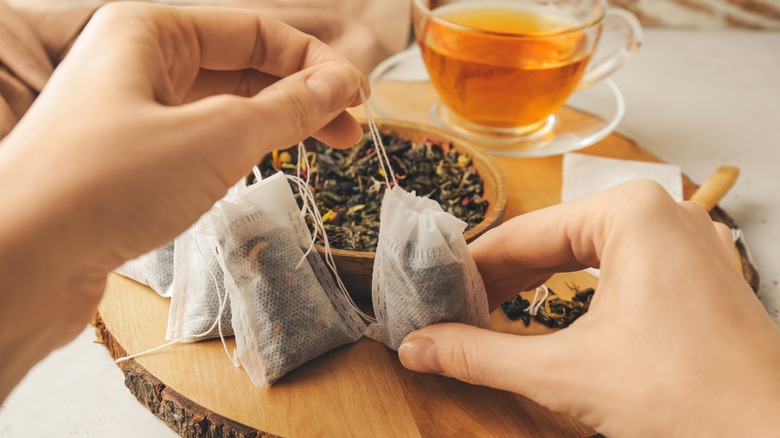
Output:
top-left (252, 166), bottom-right (263, 183)
top-left (294, 142), bottom-right (318, 259)
top-left (525, 285), bottom-right (549, 316)
top-left (193, 233), bottom-right (239, 367)
top-left (263, 143), bottom-right (319, 267)
top-left (284, 171), bottom-right (376, 323)
top-left (296, 141), bottom-right (313, 217)
top-left (290, 145), bottom-right (376, 323)
top-left (115, 230), bottom-right (240, 367)
top-left (278, 145), bottom-right (375, 323)
top-left (360, 88), bottom-right (397, 188)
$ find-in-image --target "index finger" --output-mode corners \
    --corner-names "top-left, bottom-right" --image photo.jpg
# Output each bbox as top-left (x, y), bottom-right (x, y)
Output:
top-left (471, 180), bottom-right (723, 309)
top-left (83, 3), bottom-right (367, 104)
top-left (181, 8), bottom-right (337, 72)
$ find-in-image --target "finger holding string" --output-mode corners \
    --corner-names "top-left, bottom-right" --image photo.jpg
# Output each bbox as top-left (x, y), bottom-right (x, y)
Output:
top-left (181, 69), bottom-right (363, 149)
top-left (0, 1), bottom-right (373, 397)
top-left (63, 3), bottom-right (369, 155)
top-left (78, 3), bottom-right (369, 101)
top-left (159, 6), bottom-right (370, 149)
top-left (182, 69), bottom-right (280, 104)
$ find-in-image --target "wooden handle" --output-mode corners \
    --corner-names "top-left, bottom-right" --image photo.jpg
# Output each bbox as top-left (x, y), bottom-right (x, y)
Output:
top-left (689, 166), bottom-right (743, 273)
top-left (689, 166), bottom-right (740, 212)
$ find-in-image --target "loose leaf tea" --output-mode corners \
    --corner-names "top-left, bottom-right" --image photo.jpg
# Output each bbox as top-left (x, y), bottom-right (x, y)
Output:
top-left (501, 287), bottom-right (595, 329)
top-left (256, 132), bottom-right (488, 252)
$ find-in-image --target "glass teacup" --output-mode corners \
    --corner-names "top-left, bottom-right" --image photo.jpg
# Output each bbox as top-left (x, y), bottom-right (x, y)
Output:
top-left (413, 0), bottom-right (641, 146)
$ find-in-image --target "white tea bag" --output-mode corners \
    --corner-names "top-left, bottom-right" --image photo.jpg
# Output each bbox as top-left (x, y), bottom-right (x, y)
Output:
top-left (165, 182), bottom-right (247, 343)
top-left (366, 187), bottom-right (490, 351)
top-left (356, 89), bottom-right (489, 351)
top-left (165, 222), bottom-right (233, 342)
top-left (115, 242), bottom-right (175, 297)
top-left (114, 183), bottom-right (246, 365)
top-left (211, 172), bottom-right (365, 387)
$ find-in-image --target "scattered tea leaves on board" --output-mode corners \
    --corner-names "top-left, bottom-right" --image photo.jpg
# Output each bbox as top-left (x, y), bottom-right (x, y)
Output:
top-left (501, 286), bottom-right (595, 328)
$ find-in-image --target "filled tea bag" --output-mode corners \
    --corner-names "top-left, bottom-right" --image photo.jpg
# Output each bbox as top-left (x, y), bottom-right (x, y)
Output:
top-left (115, 183), bottom-right (244, 365)
top-left (210, 171), bottom-right (365, 387)
top-left (115, 241), bottom-right (175, 297)
top-left (164, 181), bottom-right (247, 343)
top-left (359, 89), bottom-right (490, 350)
top-left (165, 221), bottom-right (233, 342)
top-left (365, 186), bottom-right (490, 350)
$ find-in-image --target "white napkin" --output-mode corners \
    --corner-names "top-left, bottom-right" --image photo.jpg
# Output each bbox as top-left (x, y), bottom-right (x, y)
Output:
top-left (562, 153), bottom-right (683, 203)
top-left (562, 153), bottom-right (683, 278)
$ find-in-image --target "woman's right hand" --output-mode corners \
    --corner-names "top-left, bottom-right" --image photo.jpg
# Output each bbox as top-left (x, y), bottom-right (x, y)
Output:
top-left (400, 181), bottom-right (780, 437)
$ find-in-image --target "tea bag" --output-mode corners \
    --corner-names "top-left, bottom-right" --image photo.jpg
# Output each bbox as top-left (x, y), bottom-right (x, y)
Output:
top-left (211, 171), bottom-right (365, 387)
top-left (365, 187), bottom-right (490, 350)
top-left (359, 89), bottom-right (490, 350)
top-left (165, 221), bottom-right (233, 342)
top-left (115, 241), bottom-right (175, 297)
top-left (115, 183), bottom-right (245, 365)
top-left (164, 181), bottom-right (247, 343)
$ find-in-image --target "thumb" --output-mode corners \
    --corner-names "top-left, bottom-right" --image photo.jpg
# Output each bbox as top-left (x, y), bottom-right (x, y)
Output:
top-left (398, 323), bottom-right (570, 400)
top-left (250, 61), bottom-right (364, 148)
top-left (182, 61), bottom-right (364, 167)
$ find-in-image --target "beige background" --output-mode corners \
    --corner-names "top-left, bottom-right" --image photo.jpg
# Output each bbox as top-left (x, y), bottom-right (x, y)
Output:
top-left (8, 0), bottom-right (780, 29)
top-left (610, 0), bottom-right (780, 29)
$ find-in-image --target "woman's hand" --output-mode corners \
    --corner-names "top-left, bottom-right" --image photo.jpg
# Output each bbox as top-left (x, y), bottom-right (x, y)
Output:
top-left (399, 181), bottom-right (780, 437)
top-left (0, 2), bottom-right (366, 400)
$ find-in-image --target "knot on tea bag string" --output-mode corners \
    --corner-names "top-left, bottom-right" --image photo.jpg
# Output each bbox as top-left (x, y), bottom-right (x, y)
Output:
top-left (525, 285), bottom-right (549, 317)
top-left (115, 227), bottom-right (240, 368)
top-left (360, 88), bottom-right (398, 189)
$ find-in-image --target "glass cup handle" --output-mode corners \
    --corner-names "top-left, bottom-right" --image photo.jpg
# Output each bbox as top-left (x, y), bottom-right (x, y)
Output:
top-left (577, 8), bottom-right (643, 90)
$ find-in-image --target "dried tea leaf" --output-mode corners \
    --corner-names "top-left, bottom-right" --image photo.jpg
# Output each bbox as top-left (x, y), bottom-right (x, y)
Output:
top-left (256, 133), bottom-right (488, 252)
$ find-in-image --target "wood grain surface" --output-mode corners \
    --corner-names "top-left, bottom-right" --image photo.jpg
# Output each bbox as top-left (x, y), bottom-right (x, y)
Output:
top-left (96, 96), bottom-right (758, 436)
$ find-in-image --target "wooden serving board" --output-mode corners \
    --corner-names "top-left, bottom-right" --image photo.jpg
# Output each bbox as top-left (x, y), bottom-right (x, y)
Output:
top-left (94, 100), bottom-right (758, 437)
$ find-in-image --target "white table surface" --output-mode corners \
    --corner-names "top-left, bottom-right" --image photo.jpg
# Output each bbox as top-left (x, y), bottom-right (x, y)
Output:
top-left (1, 28), bottom-right (779, 437)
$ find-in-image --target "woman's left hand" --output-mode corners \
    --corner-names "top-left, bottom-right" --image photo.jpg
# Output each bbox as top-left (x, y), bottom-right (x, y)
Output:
top-left (0, 2), bottom-right (367, 400)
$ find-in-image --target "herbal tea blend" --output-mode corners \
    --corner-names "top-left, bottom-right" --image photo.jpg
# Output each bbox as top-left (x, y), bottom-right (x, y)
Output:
top-left (365, 186), bottom-right (491, 350)
top-left (165, 222), bottom-right (233, 343)
top-left (115, 241), bottom-right (175, 297)
top-left (258, 132), bottom-right (488, 252)
top-left (210, 172), bottom-right (365, 387)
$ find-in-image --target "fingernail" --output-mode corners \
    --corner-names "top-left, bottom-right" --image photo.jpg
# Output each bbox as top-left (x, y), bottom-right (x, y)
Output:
top-left (398, 337), bottom-right (442, 374)
top-left (306, 63), bottom-right (360, 113)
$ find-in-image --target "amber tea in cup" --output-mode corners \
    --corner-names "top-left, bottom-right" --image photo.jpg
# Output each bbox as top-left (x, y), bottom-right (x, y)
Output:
top-left (413, 0), bottom-right (641, 138)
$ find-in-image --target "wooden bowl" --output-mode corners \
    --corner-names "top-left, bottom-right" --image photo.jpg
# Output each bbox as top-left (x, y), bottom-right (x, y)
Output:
top-left (264, 119), bottom-right (508, 299)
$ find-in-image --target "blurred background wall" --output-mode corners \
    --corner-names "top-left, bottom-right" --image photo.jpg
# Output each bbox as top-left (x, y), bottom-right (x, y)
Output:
top-left (6, 0), bottom-right (780, 30)
top-left (608, 0), bottom-right (780, 29)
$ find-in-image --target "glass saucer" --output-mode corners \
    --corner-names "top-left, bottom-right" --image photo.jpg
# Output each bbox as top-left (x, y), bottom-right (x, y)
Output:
top-left (368, 46), bottom-right (625, 158)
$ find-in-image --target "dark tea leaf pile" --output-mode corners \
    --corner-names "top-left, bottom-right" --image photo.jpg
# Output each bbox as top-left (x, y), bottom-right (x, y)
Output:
top-left (501, 286), bottom-right (595, 329)
top-left (256, 132), bottom-right (488, 252)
